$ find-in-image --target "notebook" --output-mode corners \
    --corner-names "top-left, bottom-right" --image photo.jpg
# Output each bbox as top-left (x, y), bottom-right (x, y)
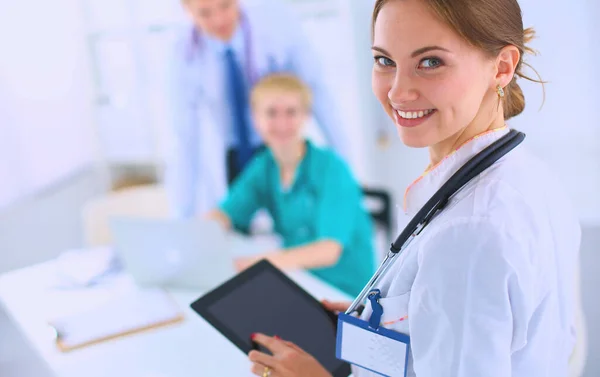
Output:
top-left (49, 288), bottom-right (184, 352)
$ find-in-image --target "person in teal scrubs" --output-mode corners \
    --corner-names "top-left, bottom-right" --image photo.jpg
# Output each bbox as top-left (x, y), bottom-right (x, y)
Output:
top-left (206, 73), bottom-right (375, 296)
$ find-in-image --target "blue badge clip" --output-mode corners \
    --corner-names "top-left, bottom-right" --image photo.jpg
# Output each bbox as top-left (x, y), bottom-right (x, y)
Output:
top-left (367, 289), bottom-right (383, 330)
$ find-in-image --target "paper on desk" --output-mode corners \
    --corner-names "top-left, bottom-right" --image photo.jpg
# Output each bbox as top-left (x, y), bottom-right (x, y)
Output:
top-left (54, 246), bottom-right (119, 288)
top-left (49, 288), bottom-right (184, 352)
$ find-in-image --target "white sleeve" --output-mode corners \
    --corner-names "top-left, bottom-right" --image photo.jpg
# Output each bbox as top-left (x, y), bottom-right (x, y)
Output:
top-left (409, 217), bottom-right (537, 377)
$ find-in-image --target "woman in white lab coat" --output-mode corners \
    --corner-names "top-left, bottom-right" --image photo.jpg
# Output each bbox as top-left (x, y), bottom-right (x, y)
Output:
top-left (165, 0), bottom-right (348, 218)
top-left (245, 0), bottom-right (582, 376)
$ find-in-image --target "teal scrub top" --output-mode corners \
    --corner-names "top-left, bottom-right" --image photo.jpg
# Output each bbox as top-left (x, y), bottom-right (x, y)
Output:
top-left (219, 141), bottom-right (375, 297)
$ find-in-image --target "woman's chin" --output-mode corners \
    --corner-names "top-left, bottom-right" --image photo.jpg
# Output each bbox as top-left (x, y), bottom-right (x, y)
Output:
top-left (396, 129), bottom-right (431, 149)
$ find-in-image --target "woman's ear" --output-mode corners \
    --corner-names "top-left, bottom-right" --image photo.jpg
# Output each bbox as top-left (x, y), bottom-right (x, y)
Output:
top-left (495, 45), bottom-right (520, 88)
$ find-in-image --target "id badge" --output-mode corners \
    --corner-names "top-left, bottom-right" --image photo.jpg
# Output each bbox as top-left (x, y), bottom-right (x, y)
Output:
top-left (336, 290), bottom-right (410, 377)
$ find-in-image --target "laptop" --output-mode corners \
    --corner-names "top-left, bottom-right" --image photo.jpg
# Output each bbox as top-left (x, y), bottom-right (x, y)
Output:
top-left (109, 217), bottom-right (236, 290)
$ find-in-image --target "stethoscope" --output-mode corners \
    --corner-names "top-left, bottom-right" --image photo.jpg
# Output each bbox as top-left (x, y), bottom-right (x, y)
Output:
top-left (186, 11), bottom-right (258, 85)
top-left (346, 129), bottom-right (526, 315)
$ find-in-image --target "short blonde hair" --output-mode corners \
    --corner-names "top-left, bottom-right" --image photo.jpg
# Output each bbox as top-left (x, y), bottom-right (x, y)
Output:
top-left (250, 73), bottom-right (312, 110)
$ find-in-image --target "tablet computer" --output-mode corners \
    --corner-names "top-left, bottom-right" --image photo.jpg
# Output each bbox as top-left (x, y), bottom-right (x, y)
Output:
top-left (190, 260), bottom-right (351, 377)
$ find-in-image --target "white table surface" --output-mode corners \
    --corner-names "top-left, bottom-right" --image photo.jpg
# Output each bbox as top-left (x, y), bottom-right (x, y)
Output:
top-left (0, 246), bottom-right (351, 377)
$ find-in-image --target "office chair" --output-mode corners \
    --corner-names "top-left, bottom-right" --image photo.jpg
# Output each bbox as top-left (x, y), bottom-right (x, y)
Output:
top-left (362, 187), bottom-right (394, 263)
top-left (362, 187), bottom-right (393, 239)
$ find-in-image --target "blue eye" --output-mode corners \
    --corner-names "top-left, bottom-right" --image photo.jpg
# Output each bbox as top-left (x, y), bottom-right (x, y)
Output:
top-left (374, 56), bottom-right (395, 67)
top-left (419, 57), bottom-right (443, 70)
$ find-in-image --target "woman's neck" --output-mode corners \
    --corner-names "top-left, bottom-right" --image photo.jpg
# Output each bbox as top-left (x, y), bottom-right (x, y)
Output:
top-left (274, 140), bottom-right (306, 187)
top-left (429, 111), bottom-right (506, 167)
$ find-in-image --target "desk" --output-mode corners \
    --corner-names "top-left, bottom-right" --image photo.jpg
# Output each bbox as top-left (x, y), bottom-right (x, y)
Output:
top-left (0, 256), bottom-right (350, 377)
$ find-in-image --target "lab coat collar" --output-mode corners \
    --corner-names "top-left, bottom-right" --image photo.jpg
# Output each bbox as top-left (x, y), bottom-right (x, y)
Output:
top-left (403, 126), bottom-right (510, 215)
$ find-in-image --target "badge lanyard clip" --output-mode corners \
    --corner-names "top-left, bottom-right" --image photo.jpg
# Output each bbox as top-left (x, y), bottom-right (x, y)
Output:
top-left (367, 289), bottom-right (383, 330)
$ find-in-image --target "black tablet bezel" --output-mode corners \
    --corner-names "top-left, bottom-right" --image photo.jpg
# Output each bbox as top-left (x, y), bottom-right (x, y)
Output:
top-left (190, 259), bottom-right (351, 377)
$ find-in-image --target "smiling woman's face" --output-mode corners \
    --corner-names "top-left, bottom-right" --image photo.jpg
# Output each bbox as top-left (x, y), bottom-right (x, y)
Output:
top-left (253, 91), bottom-right (308, 152)
top-left (371, 0), bottom-right (497, 149)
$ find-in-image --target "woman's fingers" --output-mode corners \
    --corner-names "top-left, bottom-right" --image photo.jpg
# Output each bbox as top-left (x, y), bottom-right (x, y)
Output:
top-left (321, 299), bottom-right (351, 313)
top-left (251, 362), bottom-right (274, 376)
top-left (281, 340), bottom-right (305, 353)
top-left (252, 333), bottom-right (287, 354)
top-left (249, 349), bottom-right (277, 368)
top-left (248, 334), bottom-right (283, 376)
top-left (249, 335), bottom-right (325, 377)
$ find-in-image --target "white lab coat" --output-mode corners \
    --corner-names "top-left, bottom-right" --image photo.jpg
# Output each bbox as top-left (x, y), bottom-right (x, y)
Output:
top-left (164, 0), bottom-right (347, 218)
top-left (353, 127), bottom-right (581, 377)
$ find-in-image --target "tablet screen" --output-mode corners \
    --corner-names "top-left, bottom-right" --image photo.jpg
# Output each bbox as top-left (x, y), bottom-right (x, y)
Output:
top-left (190, 260), bottom-right (350, 377)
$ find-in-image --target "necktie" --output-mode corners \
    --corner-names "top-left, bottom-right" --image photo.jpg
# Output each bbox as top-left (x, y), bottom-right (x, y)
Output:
top-left (224, 48), bottom-right (253, 171)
